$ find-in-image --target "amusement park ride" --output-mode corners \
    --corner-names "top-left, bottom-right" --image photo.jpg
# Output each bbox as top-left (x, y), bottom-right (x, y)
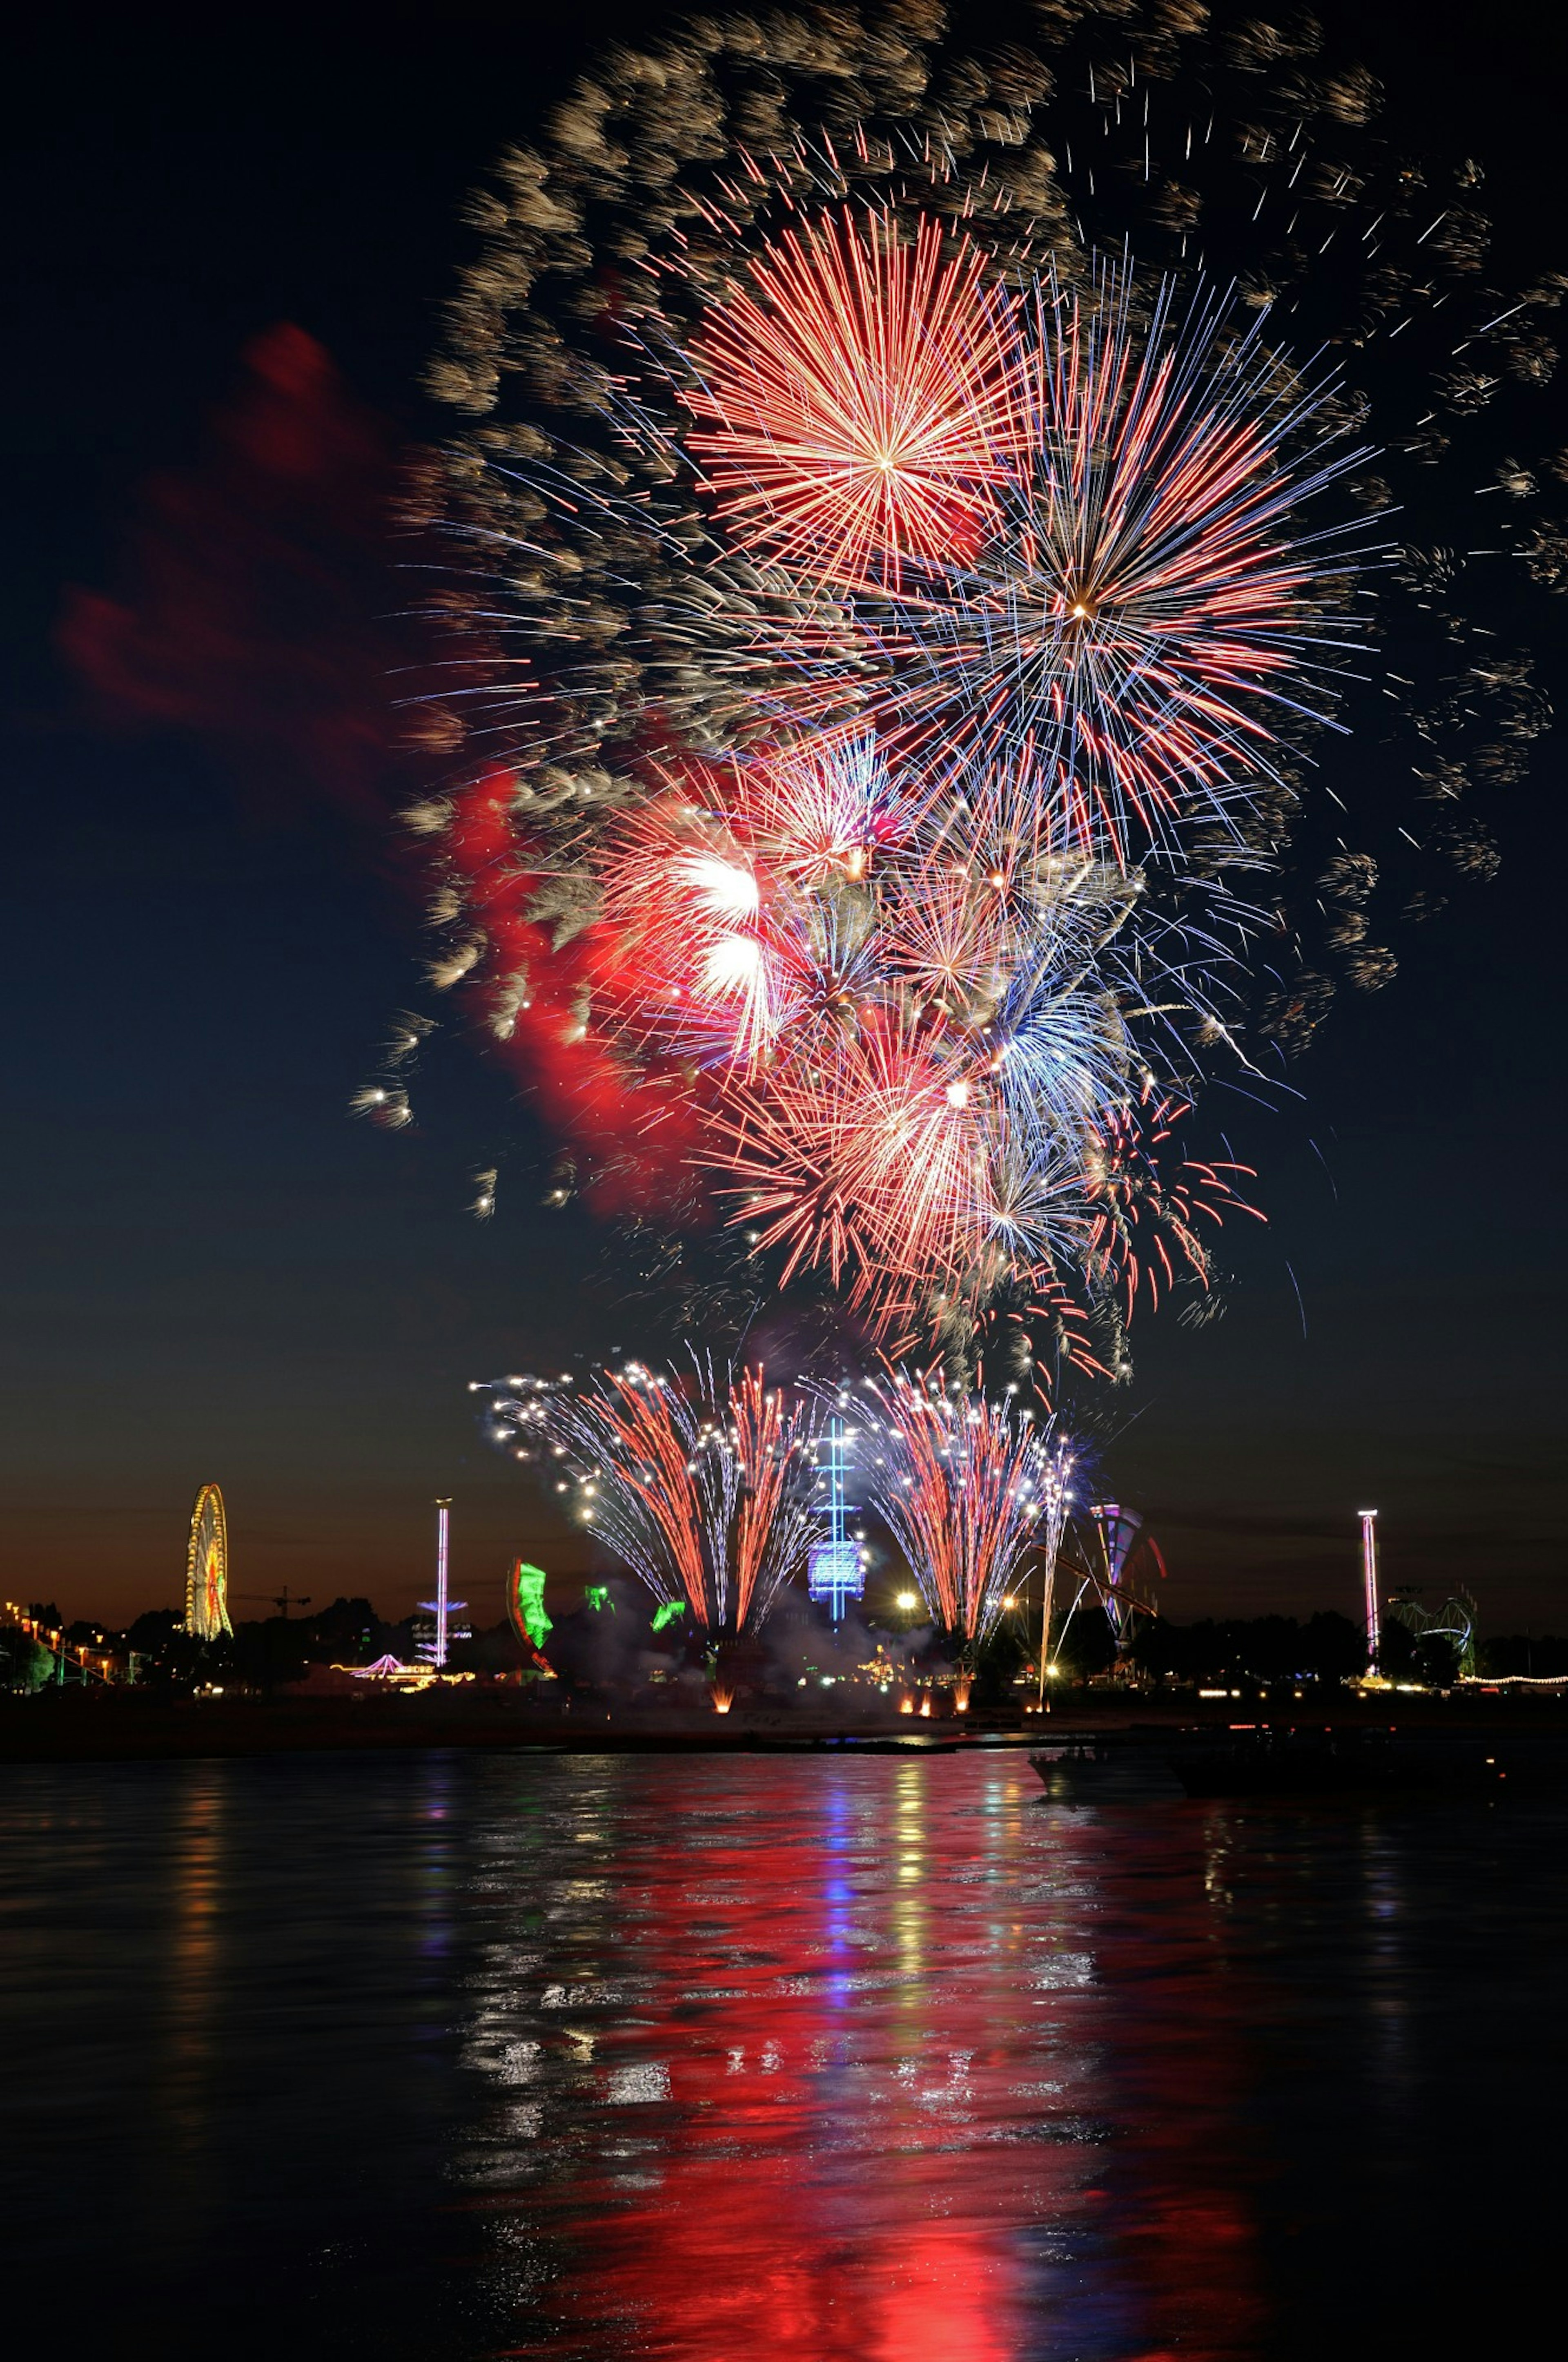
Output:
top-left (1088, 1504), bottom-right (1168, 1661)
top-left (184, 1484), bottom-right (233, 1640)
top-left (416, 1499), bottom-right (469, 1668)
top-left (807, 1418), bottom-right (865, 1622)
top-left (1026, 1499), bottom-right (1168, 1682)
top-left (156, 1473), bottom-right (1470, 1696)
top-left (1386, 1584), bottom-right (1479, 1679)
top-left (1361, 1509), bottom-right (1381, 1666)
top-left (1360, 1505), bottom-right (1478, 1679)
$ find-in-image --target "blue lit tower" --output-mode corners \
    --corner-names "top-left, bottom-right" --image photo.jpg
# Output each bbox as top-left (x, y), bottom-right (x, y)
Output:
top-left (807, 1418), bottom-right (862, 1622)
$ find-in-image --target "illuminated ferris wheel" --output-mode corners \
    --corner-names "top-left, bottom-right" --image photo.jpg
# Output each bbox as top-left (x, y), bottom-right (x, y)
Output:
top-left (185, 1484), bottom-right (233, 1641)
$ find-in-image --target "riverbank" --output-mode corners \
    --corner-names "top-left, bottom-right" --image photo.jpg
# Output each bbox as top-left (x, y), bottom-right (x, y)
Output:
top-left (2, 1683), bottom-right (1563, 1762)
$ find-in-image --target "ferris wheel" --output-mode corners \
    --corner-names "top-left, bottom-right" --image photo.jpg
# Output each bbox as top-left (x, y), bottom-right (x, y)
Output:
top-left (184, 1484), bottom-right (233, 1641)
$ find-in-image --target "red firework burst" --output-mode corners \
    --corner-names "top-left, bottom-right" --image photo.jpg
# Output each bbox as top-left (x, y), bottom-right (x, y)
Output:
top-left (686, 210), bottom-right (1015, 590)
top-left (586, 733), bottom-right (922, 1079)
top-left (591, 779), bottom-right (775, 1069)
top-left (709, 1010), bottom-right (991, 1332)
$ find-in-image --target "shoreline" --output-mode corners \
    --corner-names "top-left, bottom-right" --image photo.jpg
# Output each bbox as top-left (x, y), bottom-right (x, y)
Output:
top-left (3, 1688), bottom-right (1564, 1765)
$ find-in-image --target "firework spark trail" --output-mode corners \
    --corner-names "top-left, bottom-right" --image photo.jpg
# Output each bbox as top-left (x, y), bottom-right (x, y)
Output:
top-left (482, 1363), bottom-right (820, 1635)
top-left (860, 1375), bottom-right (1054, 1647)
top-left (726, 1365), bottom-right (814, 1631)
top-left (1082, 1088), bottom-right (1265, 1318)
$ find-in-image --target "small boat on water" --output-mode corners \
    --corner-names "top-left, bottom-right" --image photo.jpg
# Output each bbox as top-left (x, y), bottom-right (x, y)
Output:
top-left (1028, 1740), bottom-right (1186, 1804)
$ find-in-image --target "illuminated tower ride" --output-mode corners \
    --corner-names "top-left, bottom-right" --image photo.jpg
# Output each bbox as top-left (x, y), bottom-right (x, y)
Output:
top-left (807, 1418), bottom-right (862, 1623)
top-left (1034, 1449), bottom-right (1072, 1706)
top-left (1360, 1510), bottom-right (1381, 1671)
top-left (419, 1498), bottom-right (468, 1668)
top-left (184, 1484), bottom-right (233, 1640)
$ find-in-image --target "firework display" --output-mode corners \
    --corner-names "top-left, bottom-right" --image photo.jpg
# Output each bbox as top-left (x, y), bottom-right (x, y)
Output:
top-left (842, 256), bottom-right (1368, 845)
top-left (401, 0), bottom-right (1559, 1381)
top-left (481, 1363), bottom-right (821, 1637)
top-left (686, 209), bottom-right (1017, 592)
top-left (851, 1374), bottom-right (1062, 1648)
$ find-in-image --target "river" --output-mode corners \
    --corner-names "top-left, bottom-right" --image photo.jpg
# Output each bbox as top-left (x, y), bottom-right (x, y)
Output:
top-left (3, 1747), bottom-right (1561, 2356)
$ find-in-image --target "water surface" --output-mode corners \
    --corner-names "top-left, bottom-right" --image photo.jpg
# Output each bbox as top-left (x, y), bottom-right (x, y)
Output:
top-left (3, 1749), bottom-right (1561, 2357)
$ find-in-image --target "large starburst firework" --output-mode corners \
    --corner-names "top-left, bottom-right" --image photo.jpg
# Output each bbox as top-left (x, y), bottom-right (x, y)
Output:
top-left (686, 209), bottom-right (1016, 590)
top-left (875, 263), bottom-right (1369, 853)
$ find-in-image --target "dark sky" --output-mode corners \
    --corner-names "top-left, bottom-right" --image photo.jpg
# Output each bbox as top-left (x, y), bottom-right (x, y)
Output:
top-left (4, 1), bottom-right (1565, 1630)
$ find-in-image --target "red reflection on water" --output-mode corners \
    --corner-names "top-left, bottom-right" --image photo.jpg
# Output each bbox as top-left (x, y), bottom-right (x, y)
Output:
top-left (479, 1760), bottom-right (1266, 2361)
top-left (537, 2158), bottom-right (1023, 2362)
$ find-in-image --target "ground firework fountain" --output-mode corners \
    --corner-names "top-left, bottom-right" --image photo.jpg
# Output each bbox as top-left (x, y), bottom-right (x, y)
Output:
top-left (480, 1363), bottom-right (822, 1663)
top-left (857, 1373), bottom-right (1060, 1673)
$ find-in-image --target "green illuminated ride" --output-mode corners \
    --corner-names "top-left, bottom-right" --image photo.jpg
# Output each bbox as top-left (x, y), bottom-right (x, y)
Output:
top-left (507, 1560), bottom-right (553, 1654)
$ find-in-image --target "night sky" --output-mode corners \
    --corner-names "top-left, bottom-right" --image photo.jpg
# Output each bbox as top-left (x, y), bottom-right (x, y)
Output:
top-left (6, 0), bottom-right (1564, 1630)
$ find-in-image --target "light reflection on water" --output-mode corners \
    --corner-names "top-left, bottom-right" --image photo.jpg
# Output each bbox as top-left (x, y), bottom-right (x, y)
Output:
top-left (2, 1751), bottom-right (1562, 2359)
